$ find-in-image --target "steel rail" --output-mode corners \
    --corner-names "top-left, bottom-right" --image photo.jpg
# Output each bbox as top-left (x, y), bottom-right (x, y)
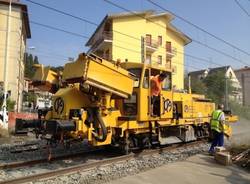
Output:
top-left (0, 140), bottom-right (206, 184)
top-left (0, 147), bottom-right (105, 170)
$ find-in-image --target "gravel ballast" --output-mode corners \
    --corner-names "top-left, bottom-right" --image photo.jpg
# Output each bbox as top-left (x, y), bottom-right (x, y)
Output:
top-left (31, 143), bottom-right (209, 184)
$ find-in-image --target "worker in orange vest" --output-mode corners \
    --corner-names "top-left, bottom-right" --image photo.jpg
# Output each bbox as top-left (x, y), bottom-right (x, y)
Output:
top-left (150, 72), bottom-right (168, 116)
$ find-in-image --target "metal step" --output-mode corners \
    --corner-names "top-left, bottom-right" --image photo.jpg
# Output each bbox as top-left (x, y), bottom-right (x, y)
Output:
top-left (159, 136), bottom-right (182, 145)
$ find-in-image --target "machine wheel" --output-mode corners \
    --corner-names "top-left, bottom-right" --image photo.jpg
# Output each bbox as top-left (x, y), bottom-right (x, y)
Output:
top-left (142, 136), bottom-right (152, 149)
top-left (123, 136), bottom-right (137, 155)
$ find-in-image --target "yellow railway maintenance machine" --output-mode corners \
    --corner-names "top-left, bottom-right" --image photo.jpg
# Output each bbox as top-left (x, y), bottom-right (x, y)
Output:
top-left (15, 53), bottom-right (237, 153)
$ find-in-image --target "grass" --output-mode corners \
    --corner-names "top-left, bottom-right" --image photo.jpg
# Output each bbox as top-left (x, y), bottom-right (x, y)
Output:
top-left (229, 101), bottom-right (250, 121)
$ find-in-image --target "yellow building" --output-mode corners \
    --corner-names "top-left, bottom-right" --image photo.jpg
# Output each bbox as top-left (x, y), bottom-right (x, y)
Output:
top-left (86, 10), bottom-right (191, 89)
top-left (0, 0), bottom-right (31, 111)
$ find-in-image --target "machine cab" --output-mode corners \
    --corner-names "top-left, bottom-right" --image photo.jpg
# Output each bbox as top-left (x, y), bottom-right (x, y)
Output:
top-left (120, 63), bottom-right (173, 122)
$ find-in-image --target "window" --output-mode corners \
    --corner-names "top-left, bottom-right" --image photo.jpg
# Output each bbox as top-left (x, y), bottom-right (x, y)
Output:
top-left (143, 69), bottom-right (149, 88)
top-left (229, 71), bottom-right (233, 79)
top-left (145, 54), bottom-right (151, 64)
top-left (166, 59), bottom-right (171, 69)
top-left (162, 72), bottom-right (172, 91)
top-left (166, 41), bottom-right (172, 53)
top-left (123, 93), bottom-right (137, 116)
top-left (128, 68), bottom-right (142, 87)
top-left (158, 36), bottom-right (162, 46)
top-left (157, 55), bottom-right (162, 65)
top-left (146, 34), bottom-right (152, 45)
top-left (105, 49), bottom-right (109, 60)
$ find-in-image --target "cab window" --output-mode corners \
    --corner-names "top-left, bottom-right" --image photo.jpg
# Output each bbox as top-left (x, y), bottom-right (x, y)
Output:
top-left (143, 69), bottom-right (149, 88)
top-left (162, 72), bottom-right (171, 91)
top-left (128, 68), bottom-right (142, 88)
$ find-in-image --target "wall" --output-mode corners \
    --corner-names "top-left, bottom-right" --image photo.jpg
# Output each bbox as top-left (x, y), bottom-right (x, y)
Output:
top-left (8, 112), bottom-right (38, 132)
top-left (112, 16), bottom-right (186, 89)
top-left (235, 69), bottom-right (250, 106)
top-left (166, 28), bottom-right (185, 89)
top-left (112, 16), bottom-right (145, 63)
top-left (0, 5), bottom-right (26, 111)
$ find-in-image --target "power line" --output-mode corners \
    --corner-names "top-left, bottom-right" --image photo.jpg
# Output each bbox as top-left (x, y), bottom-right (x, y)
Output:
top-left (234, 0), bottom-right (250, 17)
top-left (22, 0), bottom-right (225, 68)
top-left (146, 0), bottom-right (250, 57)
top-left (0, 12), bottom-right (89, 39)
top-left (0, 12), bottom-right (203, 70)
top-left (0, 4), bottom-right (224, 70)
top-left (30, 21), bottom-right (89, 39)
top-left (2, 9), bottom-right (224, 72)
top-left (0, 43), bottom-right (75, 61)
top-left (24, 0), bottom-right (98, 26)
top-left (103, 0), bottom-right (249, 66)
top-left (24, 0), bottom-right (141, 43)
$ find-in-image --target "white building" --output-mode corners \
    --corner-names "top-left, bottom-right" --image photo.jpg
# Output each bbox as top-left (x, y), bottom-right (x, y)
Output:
top-left (0, 0), bottom-right (31, 111)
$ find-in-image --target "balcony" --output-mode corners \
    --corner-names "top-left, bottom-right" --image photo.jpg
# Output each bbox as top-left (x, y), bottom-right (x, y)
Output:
top-left (91, 31), bottom-right (113, 51)
top-left (166, 47), bottom-right (177, 58)
top-left (145, 39), bottom-right (159, 53)
top-left (165, 61), bottom-right (171, 70)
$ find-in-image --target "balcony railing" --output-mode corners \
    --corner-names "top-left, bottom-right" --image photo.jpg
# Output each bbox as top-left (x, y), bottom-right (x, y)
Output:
top-left (146, 39), bottom-right (159, 48)
top-left (145, 39), bottom-right (158, 53)
top-left (165, 61), bottom-right (171, 70)
top-left (96, 53), bottom-right (113, 61)
top-left (91, 31), bottom-right (113, 50)
top-left (166, 47), bottom-right (177, 58)
top-left (102, 31), bottom-right (113, 40)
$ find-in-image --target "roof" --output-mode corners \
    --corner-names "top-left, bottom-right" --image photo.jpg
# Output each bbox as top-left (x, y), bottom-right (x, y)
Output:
top-left (85, 10), bottom-right (191, 46)
top-left (188, 66), bottom-right (232, 78)
top-left (0, 0), bottom-right (31, 38)
top-left (234, 66), bottom-right (250, 73)
top-left (208, 66), bottom-right (231, 74)
top-left (188, 69), bottom-right (208, 77)
top-left (121, 62), bottom-right (172, 73)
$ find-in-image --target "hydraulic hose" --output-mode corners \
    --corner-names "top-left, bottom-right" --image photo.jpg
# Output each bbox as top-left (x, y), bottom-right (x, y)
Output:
top-left (92, 109), bottom-right (108, 142)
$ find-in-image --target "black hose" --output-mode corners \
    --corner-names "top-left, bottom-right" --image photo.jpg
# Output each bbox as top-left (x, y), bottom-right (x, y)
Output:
top-left (92, 109), bottom-right (108, 142)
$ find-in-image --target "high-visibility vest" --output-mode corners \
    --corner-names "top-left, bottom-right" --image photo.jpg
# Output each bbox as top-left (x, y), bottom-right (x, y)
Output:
top-left (151, 75), bottom-right (161, 96)
top-left (210, 110), bottom-right (224, 133)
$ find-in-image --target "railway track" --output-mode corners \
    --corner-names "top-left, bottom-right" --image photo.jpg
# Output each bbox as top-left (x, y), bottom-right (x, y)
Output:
top-left (0, 147), bottom-right (105, 170)
top-left (0, 140), bottom-right (206, 184)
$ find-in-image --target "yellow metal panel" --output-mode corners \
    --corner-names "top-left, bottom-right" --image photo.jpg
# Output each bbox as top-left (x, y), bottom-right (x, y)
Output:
top-left (226, 115), bottom-right (238, 123)
top-left (63, 53), bottom-right (134, 98)
top-left (224, 124), bottom-right (232, 137)
top-left (138, 88), bottom-right (150, 121)
top-left (33, 65), bottom-right (58, 83)
top-left (160, 91), bottom-right (173, 119)
top-left (86, 57), bottom-right (134, 98)
top-left (51, 86), bottom-right (91, 119)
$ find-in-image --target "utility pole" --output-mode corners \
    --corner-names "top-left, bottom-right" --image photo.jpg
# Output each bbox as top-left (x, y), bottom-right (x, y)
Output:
top-left (2, 0), bottom-right (12, 129)
top-left (225, 67), bottom-right (229, 110)
top-left (188, 74), bottom-right (192, 94)
top-left (241, 73), bottom-right (245, 106)
top-left (141, 36), bottom-right (145, 63)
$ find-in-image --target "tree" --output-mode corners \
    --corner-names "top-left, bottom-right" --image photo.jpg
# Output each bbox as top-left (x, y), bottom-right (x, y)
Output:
top-left (50, 66), bottom-right (64, 73)
top-left (186, 71), bottom-right (233, 106)
top-left (24, 53), bottom-right (39, 78)
top-left (184, 74), bottom-right (207, 94)
top-left (203, 71), bottom-right (233, 105)
top-left (0, 92), bottom-right (16, 111)
top-left (190, 77), bottom-right (207, 94)
top-left (34, 56), bottom-right (39, 64)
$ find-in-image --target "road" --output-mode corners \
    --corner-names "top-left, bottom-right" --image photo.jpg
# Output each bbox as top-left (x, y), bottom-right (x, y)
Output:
top-left (109, 118), bottom-right (250, 184)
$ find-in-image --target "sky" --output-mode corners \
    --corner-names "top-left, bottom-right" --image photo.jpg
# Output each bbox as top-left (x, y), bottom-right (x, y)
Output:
top-left (20, 0), bottom-right (250, 72)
